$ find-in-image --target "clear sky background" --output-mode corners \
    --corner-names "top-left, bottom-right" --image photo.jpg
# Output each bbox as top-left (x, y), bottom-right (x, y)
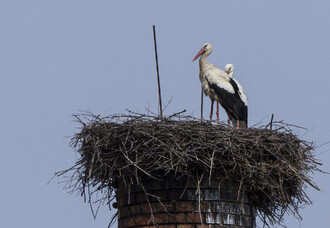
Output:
top-left (1, 1), bottom-right (330, 227)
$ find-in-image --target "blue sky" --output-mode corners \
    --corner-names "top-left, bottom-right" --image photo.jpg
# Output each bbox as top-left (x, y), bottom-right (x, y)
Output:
top-left (1, 1), bottom-right (330, 227)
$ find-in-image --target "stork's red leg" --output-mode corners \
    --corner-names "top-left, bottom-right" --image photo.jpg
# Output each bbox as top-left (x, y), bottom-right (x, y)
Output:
top-left (237, 120), bottom-right (240, 128)
top-left (227, 114), bottom-right (231, 127)
top-left (210, 100), bottom-right (214, 121)
top-left (216, 101), bottom-right (220, 124)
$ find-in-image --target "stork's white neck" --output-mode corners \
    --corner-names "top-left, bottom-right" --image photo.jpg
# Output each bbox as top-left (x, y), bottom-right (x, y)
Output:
top-left (198, 50), bottom-right (211, 68)
top-left (199, 55), bottom-right (206, 68)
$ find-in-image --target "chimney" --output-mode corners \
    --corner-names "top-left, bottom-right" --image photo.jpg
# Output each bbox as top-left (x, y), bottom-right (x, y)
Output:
top-left (116, 176), bottom-right (255, 228)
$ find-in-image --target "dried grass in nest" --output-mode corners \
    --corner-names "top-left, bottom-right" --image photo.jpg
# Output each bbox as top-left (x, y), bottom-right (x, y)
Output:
top-left (57, 111), bottom-right (322, 227)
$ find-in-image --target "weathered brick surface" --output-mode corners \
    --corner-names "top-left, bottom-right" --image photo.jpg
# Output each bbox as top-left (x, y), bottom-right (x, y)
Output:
top-left (177, 225), bottom-right (193, 228)
top-left (176, 201), bottom-right (194, 212)
top-left (116, 179), bottom-right (256, 228)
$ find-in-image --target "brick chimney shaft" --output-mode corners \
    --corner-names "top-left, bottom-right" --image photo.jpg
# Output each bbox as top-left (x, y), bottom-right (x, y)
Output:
top-left (116, 177), bottom-right (256, 228)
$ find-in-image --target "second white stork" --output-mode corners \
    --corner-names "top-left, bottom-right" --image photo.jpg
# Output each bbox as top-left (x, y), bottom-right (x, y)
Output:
top-left (225, 64), bottom-right (248, 128)
top-left (192, 43), bottom-right (248, 128)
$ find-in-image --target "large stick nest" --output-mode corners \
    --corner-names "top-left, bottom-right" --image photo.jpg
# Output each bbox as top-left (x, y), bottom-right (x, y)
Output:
top-left (58, 111), bottom-right (321, 227)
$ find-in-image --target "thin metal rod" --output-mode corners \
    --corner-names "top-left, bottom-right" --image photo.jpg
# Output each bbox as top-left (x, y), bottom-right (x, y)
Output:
top-left (201, 87), bottom-right (203, 122)
top-left (270, 113), bottom-right (274, 130)
top-left (153, 25), bottom-right (163, 119)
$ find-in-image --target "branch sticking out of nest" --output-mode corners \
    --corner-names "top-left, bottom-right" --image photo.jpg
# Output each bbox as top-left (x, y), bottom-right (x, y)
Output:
top-left (57, 111), bottom-right (322, 227)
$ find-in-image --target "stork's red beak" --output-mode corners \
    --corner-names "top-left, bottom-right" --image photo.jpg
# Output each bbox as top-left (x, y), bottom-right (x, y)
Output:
top-left (192, 49), bottom-right (205, 62)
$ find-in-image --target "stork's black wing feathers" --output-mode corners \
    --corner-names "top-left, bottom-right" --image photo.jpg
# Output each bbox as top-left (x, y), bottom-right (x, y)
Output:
top-left (207, 77), bottom-right (248, 126)
top-left (228, 78), bottom-right (248, 125)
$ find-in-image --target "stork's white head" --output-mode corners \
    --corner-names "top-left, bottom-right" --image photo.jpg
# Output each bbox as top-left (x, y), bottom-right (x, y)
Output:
top-left (225, 64), bottom-right (234, 77)
top-left (192, 43), bottom-right (213, 62)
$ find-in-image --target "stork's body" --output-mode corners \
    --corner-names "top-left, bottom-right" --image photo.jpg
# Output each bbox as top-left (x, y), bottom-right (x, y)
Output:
top-left (193, 43), bottom-right (248, 128)
top-left (225, 64), bottom-right (248, 128)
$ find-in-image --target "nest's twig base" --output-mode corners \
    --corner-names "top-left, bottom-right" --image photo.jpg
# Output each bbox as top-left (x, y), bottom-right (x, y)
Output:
top-left (57, 111), bottom-right (321, 227)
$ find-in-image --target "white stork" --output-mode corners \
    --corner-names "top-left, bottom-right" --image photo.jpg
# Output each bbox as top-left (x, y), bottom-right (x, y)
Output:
top-left (192, 43), bottom-right (221, 123)
top-left (192, 43), bottom-right (248, 128)
top-left (225, 64), bottom-right (248, 128)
